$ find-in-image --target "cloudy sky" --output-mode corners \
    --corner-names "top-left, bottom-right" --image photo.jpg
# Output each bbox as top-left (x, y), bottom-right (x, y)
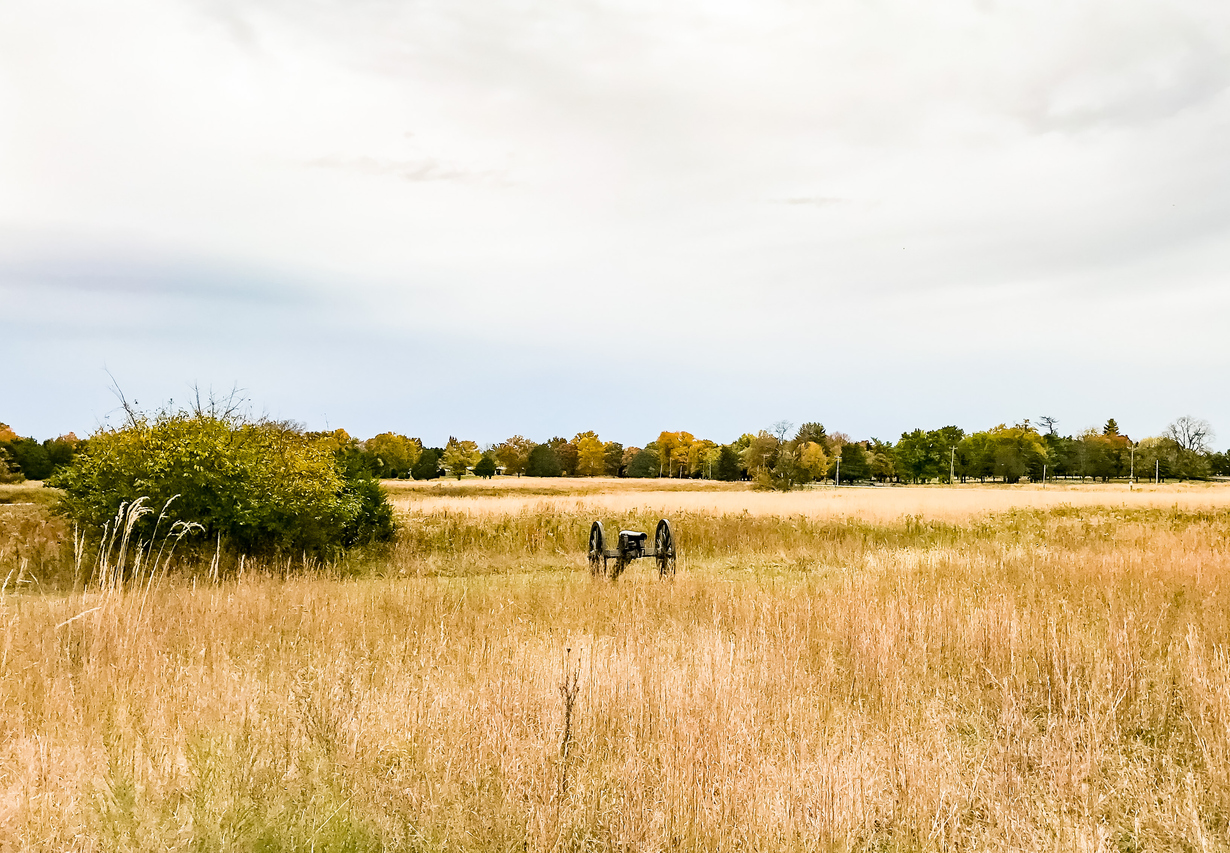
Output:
top-left (3, 0), bottom-right (1229, 447)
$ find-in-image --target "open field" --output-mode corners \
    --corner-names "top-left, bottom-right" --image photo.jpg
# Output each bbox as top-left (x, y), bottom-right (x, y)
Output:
top-left (3, 481), bottom-right (1230, 850)
top-left (388, 477), bottom-right (1230, 522)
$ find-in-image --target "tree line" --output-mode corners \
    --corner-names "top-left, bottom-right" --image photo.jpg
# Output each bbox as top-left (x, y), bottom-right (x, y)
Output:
top-left (4, 415), bottom-right (1226, 489)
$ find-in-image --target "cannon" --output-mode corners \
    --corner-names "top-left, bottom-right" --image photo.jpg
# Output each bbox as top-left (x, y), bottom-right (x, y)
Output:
top-left (587, 519), bottom-right (676, 580)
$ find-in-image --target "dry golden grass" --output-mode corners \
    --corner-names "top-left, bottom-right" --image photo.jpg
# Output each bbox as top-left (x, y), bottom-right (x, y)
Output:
top-left (3, 483), bottom-right (1230, 850)
top-left (391, 478), bottom-right (1230, 523)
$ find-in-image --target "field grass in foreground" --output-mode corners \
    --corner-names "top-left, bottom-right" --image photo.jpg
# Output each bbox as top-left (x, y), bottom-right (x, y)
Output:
top-left (2, 486), bottom-right (1230, 850)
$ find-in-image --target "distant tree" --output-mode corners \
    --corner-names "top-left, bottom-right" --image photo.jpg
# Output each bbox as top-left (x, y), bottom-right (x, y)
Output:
top-left (827, 432), bottom-right (850, 459)
top-left (1209, 450), bottom-right (1230, 477)
top-left (1078, 431), bottom-right (1117, 482)
top-left (443, 437), bottom-right (481, 479)
top-left (364, 432), bottom-right (422, 479)
top-left (547, 437), bottom-right (578, 476)
top-left (626, 448), bottom-right (659, 478)
top-left (6, 438), bottom-right (52, 480)
top-left (1037, 415), bottom-right (1059, 436)
top-left (494, 436), bottom-right (534, 477)
top-left (0, 446), bottom-right (21, 484)
top-left (798, 441), bottom-right (830, 483)
top-left (895, 429), bottom-right (939, 484)
top-left (793, 422), bottom-right (830, 453)
top-left (620, 446), bottom-right (641, 474)
top-left (411, 448), bottom-right (442, 480)
top-left (526, 443), bottom-right (563, 477)
top-left (1166, 416), bottom-right (1214, 453)
top-left (931, 426), bottom-right (965, 482)
top-left (756, 446), bottom-right (802, 491)
top-left (655, 432), bottom-right (683, 477)
top-left (473, 453), bottom-right (497, 479)
top-left (575, 434), bottom-right (606, 476)
top-left (987, 423), bottom-right (1047, 483)
top-left (741, 431), bottom-right (779, 478)
top-left (956, 433), bottom-right (993, 482)
top-left (867, 439), bottom-right (896, 483)
top-left (696, 441), bottom-right (720, 479)
top-left (603, 441), bottom-right (624, 476)
top-left (1165, 416), bottom-right (1214, 480)
top-left (1103, 418), bottom-right (1120, 437)
top-left (715, 445), bottom-right (743, 481)
top-left (43, 434), bottom-right (82, 474)
top-left (0, 423), bottom-right (17, 443)
top-left (834, 442), bottom-right (870, 483)
top-left (671, 432), bottom-right (695, 478)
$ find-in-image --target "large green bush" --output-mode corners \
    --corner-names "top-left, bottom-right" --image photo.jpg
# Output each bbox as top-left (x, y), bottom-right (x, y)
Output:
top-left (48, 411), bottom-right (394, 558)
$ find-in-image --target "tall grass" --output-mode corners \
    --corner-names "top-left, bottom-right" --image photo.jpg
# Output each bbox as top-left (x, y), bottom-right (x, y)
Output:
top-left (2, 494), bottom-right (1230, 849)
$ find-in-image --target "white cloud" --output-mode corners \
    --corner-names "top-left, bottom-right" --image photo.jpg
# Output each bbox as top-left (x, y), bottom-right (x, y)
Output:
top-left (2, 0), bottom-right (1229, 443)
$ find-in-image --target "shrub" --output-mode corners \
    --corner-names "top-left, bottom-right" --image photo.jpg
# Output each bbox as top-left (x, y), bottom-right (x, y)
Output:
top-left (48, 410), bottom-right (394, 559)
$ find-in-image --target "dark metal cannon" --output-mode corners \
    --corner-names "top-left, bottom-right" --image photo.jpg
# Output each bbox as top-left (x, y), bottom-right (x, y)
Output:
top-left (587, 519), bottom-right (676, 580)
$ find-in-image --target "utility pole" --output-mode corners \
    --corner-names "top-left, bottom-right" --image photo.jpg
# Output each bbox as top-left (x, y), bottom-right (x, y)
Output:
top-left (1130, 444), bottom-right (1135, 482)
top-left (1155, 459), bottom-right (1160, 484)
top-left (1042, 464), bottom-right (1046, 487)
top-left (835, 456), bottom-right (841, 488)
top-left (950, 446), bottom-right (956, 485)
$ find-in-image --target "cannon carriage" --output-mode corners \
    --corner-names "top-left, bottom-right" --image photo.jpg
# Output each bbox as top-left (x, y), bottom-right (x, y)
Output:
top-left (587, 519), bottom-right (676, 580)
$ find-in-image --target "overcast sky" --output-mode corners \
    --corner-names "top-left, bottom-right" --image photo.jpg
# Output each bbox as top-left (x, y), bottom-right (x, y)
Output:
top-left (3, 0), bottom-right (1229, 447)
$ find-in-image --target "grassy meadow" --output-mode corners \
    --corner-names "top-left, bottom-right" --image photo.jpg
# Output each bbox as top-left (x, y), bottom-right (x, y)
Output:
top-left (3, 479), bottom-right (1230, 850)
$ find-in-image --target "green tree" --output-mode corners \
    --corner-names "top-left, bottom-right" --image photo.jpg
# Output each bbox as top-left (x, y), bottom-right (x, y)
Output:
top-left (986, 423), bottom-right (1046, 483)
top-left (526, 444), bottom-right (563, 477)
top-left (1165, 416), bottom-right (1214, 480)
top-left (603, 441), bottom-right (624, 476)
top-left (528, 443), bottom-right (565, 475)
top-left (834, 442), bottom-right (870, 483)
top-left (792, 422), bottom-right (830, 454)
top-left (412, 449), bottom-right (442, 480)
top-left (931, 426), bottom-right (965, 482)
top-left (473, 453), bottom-right (497, 478)
top-left (715, 445), bottom-right (742, 481)
top-left (626, 448), bottom-right (658, 478)
top-left (867, 439), bottom-right (896, 483)
top-left (43, 434), bottom-right (82, 473)
top-left (6, 437), bottom-right (52, 480)
top-left (895, 429), bottom-right (938, 484)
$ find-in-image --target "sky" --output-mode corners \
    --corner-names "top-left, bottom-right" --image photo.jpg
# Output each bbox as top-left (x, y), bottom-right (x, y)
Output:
top-left (2, 0), bottom-right (1229, 448)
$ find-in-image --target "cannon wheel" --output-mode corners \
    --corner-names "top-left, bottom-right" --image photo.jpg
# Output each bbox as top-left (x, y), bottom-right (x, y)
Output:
top-left (655, 519), bottom-right (676, 579)
top-left (588, 521), bottom-right (606, 577)
top-left (609, 532), bottom-right (630, 581)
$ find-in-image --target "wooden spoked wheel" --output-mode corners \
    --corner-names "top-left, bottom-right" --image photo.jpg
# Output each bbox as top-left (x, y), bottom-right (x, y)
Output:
top-left (588, 521), bottom-right (606, 577)
top-left (655, 519), bottom-right (676, 579)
